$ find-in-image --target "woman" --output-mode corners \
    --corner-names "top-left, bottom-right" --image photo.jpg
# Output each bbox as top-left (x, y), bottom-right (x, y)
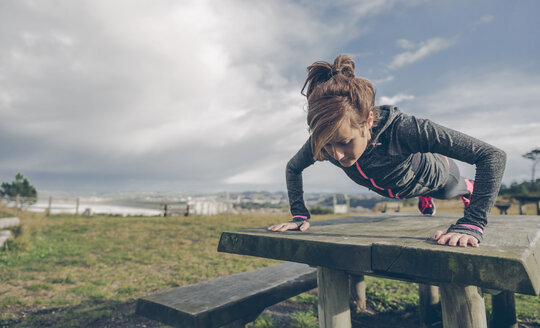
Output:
top-left (268, 54), bottom-right (506, 248)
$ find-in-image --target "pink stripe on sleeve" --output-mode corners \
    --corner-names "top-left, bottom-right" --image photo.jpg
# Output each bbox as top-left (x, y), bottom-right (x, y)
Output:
top-left (293, 215), bottom-right (308, 220)
top-left (458, 224), bottom-right (483, 233)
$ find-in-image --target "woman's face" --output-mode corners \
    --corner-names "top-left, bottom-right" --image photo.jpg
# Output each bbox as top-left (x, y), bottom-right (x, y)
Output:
top-left (323, 112), bottom-right (374, 167)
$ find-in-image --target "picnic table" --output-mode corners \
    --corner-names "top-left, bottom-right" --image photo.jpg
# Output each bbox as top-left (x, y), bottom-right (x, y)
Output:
top-left (514, 195), bottom-right (540, 215)
top-left (218, 214), bottom-right (540, 328)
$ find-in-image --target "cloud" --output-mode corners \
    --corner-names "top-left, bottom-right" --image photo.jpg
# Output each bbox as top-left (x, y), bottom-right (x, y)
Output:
top-left (410, 70), bottom-right (540, 184)
top-left (476, 15), bottom-right (494, 25)
top-left (388, 37), bottom-right (456, 69)
top-left (378, 93), bottom-right (415, 105)
top-left (396, 39), bottom-right (416, 49)
top-left (1, 0), bottom-right (422, 192)
top-left (374, 76), bottom-right (394, 84)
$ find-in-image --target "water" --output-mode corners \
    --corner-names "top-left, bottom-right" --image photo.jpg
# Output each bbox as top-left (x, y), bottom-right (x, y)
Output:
top-left (28, 201), bottom-right (162, 216)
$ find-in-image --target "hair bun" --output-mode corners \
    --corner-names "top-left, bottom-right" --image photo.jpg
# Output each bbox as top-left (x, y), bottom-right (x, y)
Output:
top-left (333, 54), bottom-right (355, 78)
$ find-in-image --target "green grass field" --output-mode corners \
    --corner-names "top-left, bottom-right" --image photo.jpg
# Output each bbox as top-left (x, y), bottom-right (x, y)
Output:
top-left (1, 203), bottom-right (539, 327)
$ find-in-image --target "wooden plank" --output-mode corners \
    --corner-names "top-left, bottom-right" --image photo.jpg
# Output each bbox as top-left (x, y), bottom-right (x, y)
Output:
top-left (492, 291), bottom-right (518, 328)
top-left (349, 274), bottom-right (366, 313)
top-left (317, 267), bottom-right (351, 328)
top-left (219, 215), bottom-right (540, 295)
top-left (136, 262), bottom-right (316, 328)
top-left (418, 284), bottom-right (440, 326)
top-left (439, 283), bottom-right (487, 328)
top-left (371, 215), bottom-right (540, 295)
top-left (0, 217), bottom-right (20, 229)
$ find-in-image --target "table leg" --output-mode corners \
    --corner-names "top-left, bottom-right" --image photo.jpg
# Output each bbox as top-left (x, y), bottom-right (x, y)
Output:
top-left (418, 284), bottom-right (440, 326)
top-left (349, 274), bottom-right (367, 313)
top-left (317, 267), bottom-right (351, 328)
top-left (439, 283), bottom-right (487, 328)
top-left (492, 291), bottom-right (518, 328)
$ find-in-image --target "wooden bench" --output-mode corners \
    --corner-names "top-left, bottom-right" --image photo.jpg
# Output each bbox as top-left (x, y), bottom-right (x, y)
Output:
top-left (136, 262), bottom-right (317, 327)
top-left (494, 203), bottom-right (511, 215)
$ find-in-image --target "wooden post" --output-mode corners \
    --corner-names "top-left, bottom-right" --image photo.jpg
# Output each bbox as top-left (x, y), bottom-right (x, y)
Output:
top-left (439, 283), bottom-right (487, 328)
top-left (349, 274), bottom-right (366, 313)
top-left (317, 267), bottom-right (351, 328)
top-left (518, 201), bottom-right (524, 215)
top-left (418, 284), bottom-right (440, 326)
top-left (75, 198), bottom-right (80, 215)
top-left (536, 200), bottom-right (540, 215)
top-left (47, 196), bottom-right (52, 216)
top-left (492, 291), bottom-right (518, 328)
top-left (15, 194), bottom-right (20, 216)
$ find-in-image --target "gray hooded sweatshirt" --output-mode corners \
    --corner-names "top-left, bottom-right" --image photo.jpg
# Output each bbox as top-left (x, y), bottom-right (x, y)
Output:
top-left (286, 106), bottom-right (506, 242)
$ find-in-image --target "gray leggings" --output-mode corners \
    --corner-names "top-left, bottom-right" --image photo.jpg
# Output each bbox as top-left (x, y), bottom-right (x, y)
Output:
top-left (428, 158), bottom-right (470, 199)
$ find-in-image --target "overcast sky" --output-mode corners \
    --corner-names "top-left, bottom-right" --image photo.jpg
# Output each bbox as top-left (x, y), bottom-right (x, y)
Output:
top-left (1, 0), bottom-right (539, 194)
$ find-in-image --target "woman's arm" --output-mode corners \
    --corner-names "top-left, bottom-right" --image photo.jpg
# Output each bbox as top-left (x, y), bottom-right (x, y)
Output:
top-left (268, 138), bottom-right (315, 232)
top-left (394, 114), bottom-right (507, 243)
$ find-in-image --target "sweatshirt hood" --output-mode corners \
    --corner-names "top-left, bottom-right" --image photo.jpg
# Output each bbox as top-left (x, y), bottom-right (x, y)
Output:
top-left (370, 105), bottom-right (398, 146)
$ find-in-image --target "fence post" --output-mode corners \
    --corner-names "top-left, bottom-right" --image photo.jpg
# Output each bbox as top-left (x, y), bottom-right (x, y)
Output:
top-left (15, 194), bottom-right (20, 216)
top-left (76, 198), bottom-right (80, 215)
top-left (46, 196), bottom-right (53, 216)
top-left (163, 203), bottom-right (168, 217)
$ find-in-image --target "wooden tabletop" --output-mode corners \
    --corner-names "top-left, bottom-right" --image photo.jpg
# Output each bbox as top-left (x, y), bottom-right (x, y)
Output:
top-left (218, 214), bottom-right (540, 295)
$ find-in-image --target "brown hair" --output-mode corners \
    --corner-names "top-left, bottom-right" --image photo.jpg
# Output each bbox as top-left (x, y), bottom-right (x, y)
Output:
top-left (301, 54), bottom-right (377, 160)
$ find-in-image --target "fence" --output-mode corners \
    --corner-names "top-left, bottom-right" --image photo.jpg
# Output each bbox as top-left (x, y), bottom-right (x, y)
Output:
top-left (1, 195), bottom-right (81, 216)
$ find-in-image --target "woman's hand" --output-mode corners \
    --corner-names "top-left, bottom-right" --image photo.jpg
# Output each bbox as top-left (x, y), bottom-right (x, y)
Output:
top-left (434, 230), bottom-right (479, 247)
top-left (267, 220), bottom-right (310, 232)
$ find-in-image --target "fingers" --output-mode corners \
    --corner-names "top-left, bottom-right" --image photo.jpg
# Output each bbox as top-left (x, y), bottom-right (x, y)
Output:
top-left (434, 230), bottom-right (446, 240)
top-left (299, 221), bottom-right (310, 232)
top-left (267, 222), bottom-right (301, 232)
top-left (436, 232), bottom-right (479, 247)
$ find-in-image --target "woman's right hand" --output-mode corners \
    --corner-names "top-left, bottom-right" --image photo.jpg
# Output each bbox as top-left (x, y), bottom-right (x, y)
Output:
top-left (267, 220), bottom-right (310, 232)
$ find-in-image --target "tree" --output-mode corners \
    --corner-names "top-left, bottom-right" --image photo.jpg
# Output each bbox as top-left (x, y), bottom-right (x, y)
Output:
top-left (0, 173), bottom-right (38, 204)
top-left (523, 148), bottom-right (540, 184)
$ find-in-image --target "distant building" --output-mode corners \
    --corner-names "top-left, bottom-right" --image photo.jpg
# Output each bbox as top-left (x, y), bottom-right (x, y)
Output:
top-left (333, 194), bottom-right (350, 214)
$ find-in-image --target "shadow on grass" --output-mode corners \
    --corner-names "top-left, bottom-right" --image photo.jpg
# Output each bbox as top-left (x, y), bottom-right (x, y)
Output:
top-left (0, 299), bottom-right (164, 328)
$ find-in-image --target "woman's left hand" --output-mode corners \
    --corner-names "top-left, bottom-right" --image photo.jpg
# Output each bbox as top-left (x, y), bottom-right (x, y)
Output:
top-left (434, 230), bottom-right (479, 247)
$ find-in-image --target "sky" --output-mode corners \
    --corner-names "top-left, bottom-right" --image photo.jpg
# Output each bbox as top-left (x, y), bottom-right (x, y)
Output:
top-left (1, 0), bottom-right (539, 194)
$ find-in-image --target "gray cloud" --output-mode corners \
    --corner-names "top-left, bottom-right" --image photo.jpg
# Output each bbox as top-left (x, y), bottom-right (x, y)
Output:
top-left (1, 0), bottom-right (409, 192)
top-left (1, 1), bottom-right (536, 194)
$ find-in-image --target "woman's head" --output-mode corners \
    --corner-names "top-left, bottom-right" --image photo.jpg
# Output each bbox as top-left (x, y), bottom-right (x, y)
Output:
top-left (302, 54), bottom-right (377, 164)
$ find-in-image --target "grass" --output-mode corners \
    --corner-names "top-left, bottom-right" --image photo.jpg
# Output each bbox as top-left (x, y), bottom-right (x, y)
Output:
top-left (1, 202), bottom-right (539, 327)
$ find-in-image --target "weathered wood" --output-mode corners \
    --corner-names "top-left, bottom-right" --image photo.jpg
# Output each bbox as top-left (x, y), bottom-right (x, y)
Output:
top-left (0, 230), bottom-right (12, 248)
top-left (219, 215), bottom-right (540, 295)
top-left (0, 217), bottom-right (20, 229)
top-left (418, 284), bottom-right (440, 326)
top-left (439, 283), bottom-right (487, 328)
top-left (492, 291), bottom-right (518, 328)
top-left (317, 267), bottom-right (351, 328)
top-left (218, 214), bottom-right (540, 328)
top-left (349, 274), bottom-right (366, 313)
top-left (136, 262), bottom-right (316, 328)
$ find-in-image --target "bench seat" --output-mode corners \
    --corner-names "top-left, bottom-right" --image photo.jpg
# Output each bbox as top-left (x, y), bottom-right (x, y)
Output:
top-left (136, 262), bottom-right (317, 328)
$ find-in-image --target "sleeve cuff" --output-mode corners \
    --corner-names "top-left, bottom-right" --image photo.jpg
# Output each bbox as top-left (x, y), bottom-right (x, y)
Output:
top-left (446, 224), bottom-right (484, 243)
top-left (292, 215), bottom-right (310, 221)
